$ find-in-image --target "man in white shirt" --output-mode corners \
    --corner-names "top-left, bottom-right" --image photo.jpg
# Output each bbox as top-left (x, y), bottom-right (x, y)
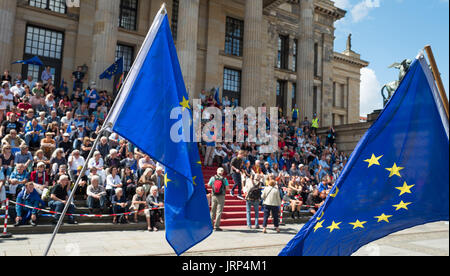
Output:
top-left (68, 150), bottom-right (85, 181)
top-left (10, 81), bottom-right (24, 97)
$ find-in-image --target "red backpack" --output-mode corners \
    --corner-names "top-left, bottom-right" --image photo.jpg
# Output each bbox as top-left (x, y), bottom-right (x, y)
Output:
top-left (213, 176), bottom-right (226, 196)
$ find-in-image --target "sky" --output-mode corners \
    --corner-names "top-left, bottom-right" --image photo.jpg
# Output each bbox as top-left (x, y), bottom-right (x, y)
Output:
top-left (332, 0), bottom-right (449, 116)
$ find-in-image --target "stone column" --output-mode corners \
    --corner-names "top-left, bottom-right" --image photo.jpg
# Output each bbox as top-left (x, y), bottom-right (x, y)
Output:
top-left (177, 0), bottom-right (200, 97)
top-left (90, 0), bottom-right (120, 91)
top-left (204, 0), bottom-right (222, 90)
top-left (241, 0), bottom-right (263, 108)
top-left (296, 0), bottom-right (314, 121)
top-left (0, 0), bottom-right (17, 72)
top-left (321, 33), bottom-right (335, 127)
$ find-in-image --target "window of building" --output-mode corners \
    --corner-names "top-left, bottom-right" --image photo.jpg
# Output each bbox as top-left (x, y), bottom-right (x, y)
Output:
top-left (277, 35), bottom-right (289, 70)
top-left (171, 0), bottom-right (179, 41)
top-left (29, 0), bottom-right (66, 14)
top-left (292, 82), bottom-right (297, 106)
top-left (276, 80), bottom-right (287, 115)
top-left (292, 39), bottom-right (298, 72)
top-left (223, 68), bottom-right (241, 105)
top-left (25, 25), bottom-right (64, 60)
top-left (116, 44), bottom-right (135, 72)
top-left (225, 17), bottom-right (244, 57)
top-left (23, 25), bottom-right (64, 85)
top-left (119, 0), bottom-right (138, 31)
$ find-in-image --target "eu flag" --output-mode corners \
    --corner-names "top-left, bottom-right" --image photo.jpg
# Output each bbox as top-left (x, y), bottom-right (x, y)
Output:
top-left (105, 6), bottom-right (212, 255)
top-left (12, 56), bottom-right (44, 67)
top-left (99, 57), bottom-right (124, 80)
top-left (280, 55), bottom-right (449, 256)
top-left (214, 86), bottom-right (222, 106)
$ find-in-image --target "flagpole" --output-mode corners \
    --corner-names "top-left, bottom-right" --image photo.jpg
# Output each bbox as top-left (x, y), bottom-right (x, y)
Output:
top-left (424, 45), bottom-right (449, 119)
top-left (42, 127), bottom-right (108, 256)
top-left (43, 3), bottom-right (169, 256)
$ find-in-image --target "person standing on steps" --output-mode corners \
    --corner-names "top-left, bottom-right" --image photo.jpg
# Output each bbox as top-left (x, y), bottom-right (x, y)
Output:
top-left (230, 150), bottom-right (245, 200)
top-left (208, 167), bottom-right (229, 231)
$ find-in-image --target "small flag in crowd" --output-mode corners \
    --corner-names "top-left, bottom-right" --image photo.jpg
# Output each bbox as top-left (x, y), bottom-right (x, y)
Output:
top-left (12, 56), bottom-right (44, 67)
top-left (116, 72), bottom-right (125, 90)
top-left (279, 55), bottom-right (449, 256)
top-left (99, 57), bottom-right (124, 80)
top-left (105, 5), bottom-right (212, 256)
top-left (214, 86), bottom-right (222, 106)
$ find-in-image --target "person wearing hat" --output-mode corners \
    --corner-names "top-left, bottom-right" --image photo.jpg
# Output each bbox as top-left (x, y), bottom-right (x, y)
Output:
top-left (24, 118), bottom-right (45, 149)
top-left (11, 80), bottom-right (24, 98)
top-left (208, 167), bottom-right (229, 231)
top-left (59, 132), bottom-right (73, 156)
top-left (30, 162), bottom-right (50, 195)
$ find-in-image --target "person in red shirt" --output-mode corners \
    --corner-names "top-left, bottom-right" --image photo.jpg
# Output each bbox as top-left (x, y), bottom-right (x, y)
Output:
top-left (17, 97), bottom-right (33, 114)
top-left (30, 162), bottom-right (50, 195)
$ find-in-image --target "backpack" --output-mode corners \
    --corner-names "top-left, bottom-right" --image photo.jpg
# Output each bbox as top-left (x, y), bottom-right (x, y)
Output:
top-left (212, 176), bottom-right (226, 196)
top-left (248, 184), bottom-right (261, 202)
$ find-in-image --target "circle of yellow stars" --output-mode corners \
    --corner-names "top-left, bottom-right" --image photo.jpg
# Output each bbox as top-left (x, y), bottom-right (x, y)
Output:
top-left (312, 154), bottom-right (415, 234)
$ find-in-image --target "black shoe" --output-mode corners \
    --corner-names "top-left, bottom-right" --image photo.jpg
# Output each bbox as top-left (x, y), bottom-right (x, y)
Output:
top-left (31, 221), bottom-right (37, 227)
top-left (14, 221), bottom-right (21, 227)
top-left (68, 219), bottom-right (78, 225)
top-left (214, 228), bottom-right (223, 232)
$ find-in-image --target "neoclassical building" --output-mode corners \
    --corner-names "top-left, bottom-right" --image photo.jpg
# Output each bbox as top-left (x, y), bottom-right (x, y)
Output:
top-left (0, 0), bottom-right (368, 127)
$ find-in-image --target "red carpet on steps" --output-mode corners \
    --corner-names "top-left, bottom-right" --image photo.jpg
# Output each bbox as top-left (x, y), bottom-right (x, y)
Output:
top-left (202, 165), bottom-right (273, 227)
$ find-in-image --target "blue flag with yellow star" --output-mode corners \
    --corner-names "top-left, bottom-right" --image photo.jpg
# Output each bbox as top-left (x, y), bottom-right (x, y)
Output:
top-left (280, 55), bottom-right (449, 256)
top-left (99, 57), bottom-right (124, 80)
top-left (105, 7), bottom-right (212, 255)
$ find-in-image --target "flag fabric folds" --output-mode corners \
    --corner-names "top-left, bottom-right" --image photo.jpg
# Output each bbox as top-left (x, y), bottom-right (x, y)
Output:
top-left (105, 7), bottom-right (212, 255)
top-left (116, 73), bottom-right (124, 90)
top-left (279, 55), bottom-right (449, 256)
top-left (99, 57), bottom-right (124, 80)
top-left (12, 56), bottom-right (44, 67)
top-left (214, 86), bottom-right (222, 106)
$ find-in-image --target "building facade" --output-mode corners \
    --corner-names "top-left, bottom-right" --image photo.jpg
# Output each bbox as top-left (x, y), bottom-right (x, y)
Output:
top-left (0, 0), bottom-right (368, 127)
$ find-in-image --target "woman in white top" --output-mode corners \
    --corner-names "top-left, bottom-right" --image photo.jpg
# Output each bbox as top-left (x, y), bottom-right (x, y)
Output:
top-left (88, 151), bottom-right (106, 185)
top-left (106, 167), bottom-right (122, 197)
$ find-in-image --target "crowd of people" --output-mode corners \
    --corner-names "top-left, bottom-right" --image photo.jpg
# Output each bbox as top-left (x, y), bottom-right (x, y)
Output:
top-left (198, 88), bottom-right (348, 233)
top-left (0, 69), bottom-right (164, 232)
top-left (0, 68), bottom-right (348, 234)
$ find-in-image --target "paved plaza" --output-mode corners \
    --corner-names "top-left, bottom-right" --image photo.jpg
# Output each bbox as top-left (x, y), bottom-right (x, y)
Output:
top-left (0, 222), bottom-right (448, 256)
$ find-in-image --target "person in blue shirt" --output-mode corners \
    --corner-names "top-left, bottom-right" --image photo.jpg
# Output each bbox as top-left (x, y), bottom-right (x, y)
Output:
top-left (24, 119), bottom-right (45, 148)
top-left (9, 163), bottom-right (30, 197)
top-left (15, 182), bottom-right (44, 227)
top-left (86, 83), bottom-right (100, 113)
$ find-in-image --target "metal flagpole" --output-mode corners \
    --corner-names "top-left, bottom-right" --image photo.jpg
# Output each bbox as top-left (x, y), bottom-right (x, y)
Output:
top-left (424, 45), bottom-right (449, 119)
top-left (43, 2), bottom-right (169, 257)
top-left (42, 126), bottom-right (108, 256)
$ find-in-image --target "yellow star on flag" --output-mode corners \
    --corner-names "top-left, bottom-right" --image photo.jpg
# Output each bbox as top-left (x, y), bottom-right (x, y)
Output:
top-left (192, 176), bottom-right (197, 186)
top-left (326, 221), bottom-right (342, 233)
top-left (393, 201), bottom-right (412, 211)
top-left (395, 182), bottom-right (415, 196)
top-left (364, 154), bottom-right (383, 168)
top-left (164, 173), bottom-right (172, 187)
top-left (385, 163), bottom-right (404, 178)
top-left (314, 220), bottom-right (325, 233)
top-left (375, 213), bottom-right (392, 223)
top-left (349, 219), bottom-right (367, 229)
top-left (180, 96), bottom-right (191, 111)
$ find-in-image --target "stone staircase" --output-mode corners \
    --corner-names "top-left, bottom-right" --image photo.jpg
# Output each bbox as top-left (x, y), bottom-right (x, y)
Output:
top-left (202, 166), bottom-right (272, 227)
top-left (0, 160), bottom-right (311, 235)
